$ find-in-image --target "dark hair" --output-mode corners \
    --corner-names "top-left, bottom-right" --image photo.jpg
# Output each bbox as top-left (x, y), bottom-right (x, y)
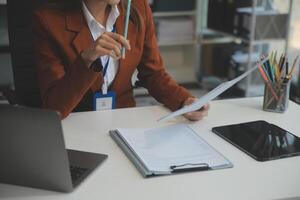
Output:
top-left (46, 0), bottom-right (81, 10)
top-left (45, 0), bottom-right (143, 27)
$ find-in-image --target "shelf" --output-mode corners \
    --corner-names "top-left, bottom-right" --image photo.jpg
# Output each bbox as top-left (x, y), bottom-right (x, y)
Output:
top-left (206, 28), bottom-right (287, 46)
top-left (153, 11), bottom-right (196, 17)
top-left (206, 29), bottom-right (243, 42)
top-left (158, 40), bottom-right (197, 47)
top-left (0, 99), bottom-right (9, 105)
top-left (244, 38), bottom-right (287, 45)
top-left (165, 67), bottom-right (197, 84)
top-left (0, 46), bottom-right (9, 53)
top-left (201, 37), bottom-right (237, 45)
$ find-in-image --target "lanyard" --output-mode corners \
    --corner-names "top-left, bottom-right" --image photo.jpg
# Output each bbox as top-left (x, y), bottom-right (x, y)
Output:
top-left (102, 57), bottom-right (110, 77)
top-left (101, 25), bottom-right (116, 95)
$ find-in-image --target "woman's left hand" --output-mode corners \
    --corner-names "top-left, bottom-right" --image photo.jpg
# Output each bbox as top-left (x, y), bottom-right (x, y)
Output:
top-left (183, 97), bottom-right (210, 121)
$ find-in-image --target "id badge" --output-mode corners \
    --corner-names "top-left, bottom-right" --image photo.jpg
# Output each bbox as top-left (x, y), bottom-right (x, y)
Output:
top-left (93, 91), bottom-right (116, 111)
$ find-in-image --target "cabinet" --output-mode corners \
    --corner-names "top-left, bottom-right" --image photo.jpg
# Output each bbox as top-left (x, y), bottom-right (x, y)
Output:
top-left (151, 0), bottom-right (201, 84)
top-left (134, 0), bottom-right (201, 98)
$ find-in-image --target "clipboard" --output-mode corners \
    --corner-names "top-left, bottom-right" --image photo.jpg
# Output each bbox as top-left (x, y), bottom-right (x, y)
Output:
top-left (110, 124), bottom-right (233, 177)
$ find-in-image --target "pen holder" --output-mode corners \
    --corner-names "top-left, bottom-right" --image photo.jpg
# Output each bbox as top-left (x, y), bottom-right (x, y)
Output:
top-left (263, 80), bottom-right (290, 113)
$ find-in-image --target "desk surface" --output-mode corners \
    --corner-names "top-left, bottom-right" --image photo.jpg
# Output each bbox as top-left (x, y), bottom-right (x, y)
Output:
top-left (1, 97), bottom-right (300, 200)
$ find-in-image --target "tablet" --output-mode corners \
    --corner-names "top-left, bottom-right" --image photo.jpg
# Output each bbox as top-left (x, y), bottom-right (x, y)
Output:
top-left (212, 120), bottom-right (300, 161)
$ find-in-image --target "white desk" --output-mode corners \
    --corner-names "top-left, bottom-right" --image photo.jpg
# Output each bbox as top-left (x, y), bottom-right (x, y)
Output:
top-left (1, 97), bottom-right (300, 200)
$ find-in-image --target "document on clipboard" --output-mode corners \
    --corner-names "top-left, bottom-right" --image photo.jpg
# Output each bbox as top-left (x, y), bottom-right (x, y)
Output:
top-left (110, 124), bottom-right (232, 177)
top-left (158, 58), bottom-right (267, 122)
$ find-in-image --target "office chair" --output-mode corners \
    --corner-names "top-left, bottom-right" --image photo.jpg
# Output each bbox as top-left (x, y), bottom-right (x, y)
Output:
top-left (7, 0), bottom-right (47, 107)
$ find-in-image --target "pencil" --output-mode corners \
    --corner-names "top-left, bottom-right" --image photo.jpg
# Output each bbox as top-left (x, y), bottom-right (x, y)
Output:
top-left (274, 59), bottom-right (280, 81)
top-left (264, 60), bottom-right (274, 82)
top-left (287, 55), bottom-right (299, 79)
top-left (267, 59), bottom-right (276, 82)
top-left (279, 54), bottom-right (286, 73)
top-left (121, 0), bottom-right (132, 59)
top-left (273, 51), bottom-right (277, 66)
top-left (278, 54), bottom-right (283, 70)
top-left (285, 59), bottom-right (289, 77)
top-left (258, 66), bottom-right (279, 101)
top-left (271, 51), bottom-right (280, 80)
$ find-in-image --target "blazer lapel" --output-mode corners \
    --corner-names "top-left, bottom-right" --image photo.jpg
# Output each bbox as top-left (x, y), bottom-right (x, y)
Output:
top-left (66, 9), bottom-right (101, 92)
top-left (66, 9), bottom-right (94, 55)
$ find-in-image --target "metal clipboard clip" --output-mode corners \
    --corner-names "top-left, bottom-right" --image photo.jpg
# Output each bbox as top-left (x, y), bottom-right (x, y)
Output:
top-left (170, 163), bottom-right (211, 173)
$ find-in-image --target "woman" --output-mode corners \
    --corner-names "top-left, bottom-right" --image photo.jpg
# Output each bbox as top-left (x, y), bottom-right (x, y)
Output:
top-left (33, 0), bottom-right (209, 120)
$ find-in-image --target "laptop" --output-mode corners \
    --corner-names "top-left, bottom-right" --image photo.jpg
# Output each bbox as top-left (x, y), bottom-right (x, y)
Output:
top-left (0, 105), bottom-right (107, 192)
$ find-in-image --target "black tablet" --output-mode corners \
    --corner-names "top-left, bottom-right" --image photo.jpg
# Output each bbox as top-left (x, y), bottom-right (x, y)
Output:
top-left (212, 120), bottom-right (300, 161)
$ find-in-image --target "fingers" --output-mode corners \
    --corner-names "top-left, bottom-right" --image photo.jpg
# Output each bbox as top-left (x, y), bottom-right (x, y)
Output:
top-left (97, 38), bottom-right (121, 59)
top-left (94, 45), bottom-right (117, 59)
top-left (200, 104), bottom-right (210, 111)
top-left (92, 32), bottom-right (131, 60)
top-left (82, 31), bottom-right (130, 66)
top-left (105, 32), bottom-right (131, 50)
top-left (183, 98), bottom-right (210, 121)
top-left (184, 112), bottom-right (203, 121)
top-left (183, 98), bottom-right (196, 106)
top-left (101, 33), bottom-right (122, 49)
top-left (184, 108), bottom-right (209, 121)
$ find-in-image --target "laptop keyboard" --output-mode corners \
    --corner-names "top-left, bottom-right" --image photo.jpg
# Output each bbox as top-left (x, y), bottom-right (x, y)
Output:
top-left (70, 166), bottom-right (88, 183)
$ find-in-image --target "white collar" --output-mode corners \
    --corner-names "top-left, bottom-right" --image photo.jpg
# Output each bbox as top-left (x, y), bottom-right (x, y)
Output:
top-left (82, 1), bottom-right (120, 39)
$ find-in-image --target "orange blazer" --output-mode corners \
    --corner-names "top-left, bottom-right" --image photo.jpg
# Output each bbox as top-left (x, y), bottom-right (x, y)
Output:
top-left (33, 0), bottom-right (192, 119)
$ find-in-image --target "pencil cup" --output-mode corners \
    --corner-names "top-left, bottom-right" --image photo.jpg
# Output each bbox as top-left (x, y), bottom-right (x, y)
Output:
top-left (263, 81), bottom-right (290, 113)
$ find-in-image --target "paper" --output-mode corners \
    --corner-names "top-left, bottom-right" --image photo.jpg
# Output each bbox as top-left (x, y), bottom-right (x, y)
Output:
top-left (116, 124), bottom-right (231, 173)
top-left (158, 58), bottom-right (268, 122)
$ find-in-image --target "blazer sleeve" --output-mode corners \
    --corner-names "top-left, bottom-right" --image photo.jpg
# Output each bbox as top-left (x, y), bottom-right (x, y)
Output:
top-left (33, 11), bottom-right (99, 119)
top-left (137, 0), bottom-right (193, 111)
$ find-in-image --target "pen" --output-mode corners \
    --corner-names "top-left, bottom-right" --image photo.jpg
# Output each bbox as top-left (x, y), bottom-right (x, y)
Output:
top-left (121, 0), bottom-right (132, 59)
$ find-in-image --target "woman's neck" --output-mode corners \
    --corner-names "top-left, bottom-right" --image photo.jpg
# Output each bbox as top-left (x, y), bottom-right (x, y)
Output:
top-left (84, 0), bottom-right (110, 26)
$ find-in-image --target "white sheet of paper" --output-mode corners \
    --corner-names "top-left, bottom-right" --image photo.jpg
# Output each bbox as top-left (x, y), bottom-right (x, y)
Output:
top-left (158, 58), bottom-right (267, 122)
top-left (117, 124), bottom-right (230, 173)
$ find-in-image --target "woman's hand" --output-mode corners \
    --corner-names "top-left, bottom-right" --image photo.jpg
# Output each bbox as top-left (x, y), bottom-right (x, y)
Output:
top-left (81, 32), bottom-right (131, 67)
top-left (183, 97), bottom-right (209, 121)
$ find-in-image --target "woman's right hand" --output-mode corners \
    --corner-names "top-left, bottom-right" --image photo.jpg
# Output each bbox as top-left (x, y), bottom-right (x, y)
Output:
top-left (81, 32), bottom-right (131, 67)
